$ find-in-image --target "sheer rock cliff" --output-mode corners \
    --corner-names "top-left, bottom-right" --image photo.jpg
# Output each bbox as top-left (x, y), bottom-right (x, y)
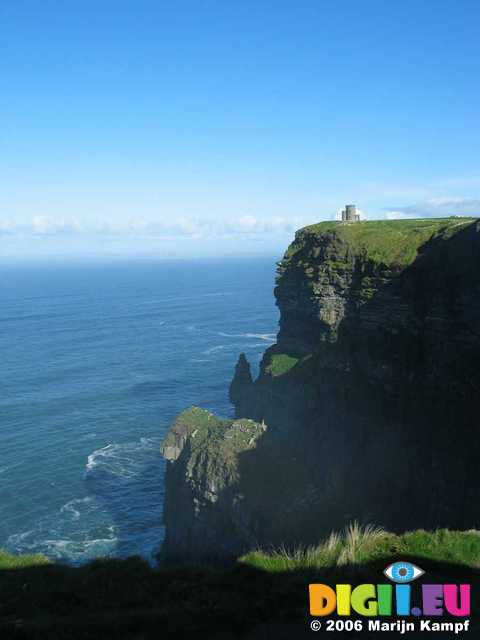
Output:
top-left (160, 218), bottom-right (480, 563)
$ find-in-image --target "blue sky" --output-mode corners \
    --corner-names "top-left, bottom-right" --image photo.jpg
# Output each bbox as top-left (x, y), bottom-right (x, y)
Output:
top-left (1, 0), bottom-right (479, 259)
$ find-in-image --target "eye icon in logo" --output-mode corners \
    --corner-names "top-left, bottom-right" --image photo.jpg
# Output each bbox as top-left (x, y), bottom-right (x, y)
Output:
top-left (384, 561), bottom-right (425, 583)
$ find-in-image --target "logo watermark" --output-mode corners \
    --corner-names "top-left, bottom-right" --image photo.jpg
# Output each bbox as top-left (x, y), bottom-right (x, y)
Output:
top-left (309, 561), bottom-right (471, 634)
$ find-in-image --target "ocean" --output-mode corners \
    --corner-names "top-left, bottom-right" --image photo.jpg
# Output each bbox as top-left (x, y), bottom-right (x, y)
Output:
top-left (0, 258), bottom-right (278, 564)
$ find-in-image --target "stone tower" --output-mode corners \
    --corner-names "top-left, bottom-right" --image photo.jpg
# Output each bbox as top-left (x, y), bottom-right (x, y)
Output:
top-left (341, 204), bottom-right (360, 222)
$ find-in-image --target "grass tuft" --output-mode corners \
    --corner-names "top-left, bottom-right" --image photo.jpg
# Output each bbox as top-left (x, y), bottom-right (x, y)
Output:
top-left (239, 523), bottom-right (480, 572)
top-left (240, 522), bottom-right (388, 571)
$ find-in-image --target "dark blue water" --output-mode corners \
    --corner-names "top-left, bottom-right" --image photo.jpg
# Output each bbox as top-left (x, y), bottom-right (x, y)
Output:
top-left (0, 258), bottom-right (278, 564)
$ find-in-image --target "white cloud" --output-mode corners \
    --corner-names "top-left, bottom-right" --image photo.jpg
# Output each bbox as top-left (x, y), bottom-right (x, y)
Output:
top-left (0, 214), bottom-right (311, 239)
top-left (383, 198), bottom-right (480, 219)
top-left (31, 216), bottom-right (82, 235)
top-left (384, 211), bottom-right (416, 220)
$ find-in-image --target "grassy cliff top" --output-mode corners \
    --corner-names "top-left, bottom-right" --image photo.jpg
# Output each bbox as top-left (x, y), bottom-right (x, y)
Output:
top-left (292, 217), bottom-right (477, 267)
top-left (162, 407), bottom-right (265, 476)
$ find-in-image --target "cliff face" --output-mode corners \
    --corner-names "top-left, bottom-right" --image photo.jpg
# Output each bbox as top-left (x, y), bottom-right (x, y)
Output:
top-left (160, 407), bottom-right (268, 563)
top-left (161, 218), bottom-right (480, 562)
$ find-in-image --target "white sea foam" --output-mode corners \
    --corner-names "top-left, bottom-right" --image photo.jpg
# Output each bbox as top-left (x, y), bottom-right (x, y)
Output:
top-left (6, 497), bottom-right (118, 563)
top-left (44, 536), bottom-right (117, 555)
top-left (246, 332), bottom-right (276, 342)
top-left (28, 535), bottom-right (118, 562)
top-left (202, 345), bottom-right (225, 355)
top-left (7, 529), bottom-right (35, 546)
top-left (218, 331), bottom-right (276, 342)
top-left (60, 497), bottom-right (93, 520)
top-left (85, 437), bottom-right (157, 477)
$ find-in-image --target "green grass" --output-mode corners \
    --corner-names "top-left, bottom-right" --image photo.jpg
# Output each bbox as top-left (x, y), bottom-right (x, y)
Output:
top-left (162, 407), bottom-right (266, 480)
top-left (240, 522), bottom-right (480, 572)
top-left (0, 549), bottom-right (50, 570)
top-left (265, 353), bottom-right (299, 377)
top-left (399, 528), bottom-right (480, 566)
top-left (292, 217), bottom-right (476, 267)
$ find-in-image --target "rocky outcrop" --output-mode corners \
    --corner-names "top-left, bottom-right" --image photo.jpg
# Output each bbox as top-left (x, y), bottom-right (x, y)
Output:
top-left (161, 217), bottom-right (480, 562)
top-left (229, 353), bottom-right (253, 418)
top-left (160, 407), bottom-right (267, 563)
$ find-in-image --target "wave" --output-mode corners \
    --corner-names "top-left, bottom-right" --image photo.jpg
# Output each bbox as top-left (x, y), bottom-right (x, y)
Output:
top-left (60, 497), bottom-right (94, 520)
top-left (6, 436), bottom-right (163, 565)
top-left (218, 331), bottom-right (276, 342)
top-left (7, 533), bottom-right (118, 563)
top-left (85, 437), bottom-right (158, 478)
top-left (6, 498), bottom-right (118, 564)
top-left (202, 345), bottom-right (226, 356)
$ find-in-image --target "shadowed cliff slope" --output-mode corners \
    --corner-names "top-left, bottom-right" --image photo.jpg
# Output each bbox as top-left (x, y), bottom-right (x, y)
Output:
top-left (2, 529), bottom-right (480, 638)
top-left (161, 217), bottom-right (480, 562)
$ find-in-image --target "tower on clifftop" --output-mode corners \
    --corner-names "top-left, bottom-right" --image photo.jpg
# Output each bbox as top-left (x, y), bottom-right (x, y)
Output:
top-left (341, 204), bottom-right (360, 222)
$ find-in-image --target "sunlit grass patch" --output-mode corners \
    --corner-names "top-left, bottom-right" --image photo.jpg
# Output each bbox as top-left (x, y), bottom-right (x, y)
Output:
top-left (0, 549), bottom-right (50, 570)
top-left (240, 523), bottom-right (480, 572)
